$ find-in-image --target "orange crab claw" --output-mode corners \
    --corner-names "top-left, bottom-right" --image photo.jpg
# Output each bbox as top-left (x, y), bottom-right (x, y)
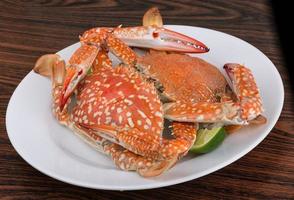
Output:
top-left (59, 67), bottom-right (77, 109)
top-left (113, 26), bottom-right (209, 53)
top-left (224, 63), bottom-right (263, 120)
top-left (81, 26), bottom-right (209, 53)
top-left (60, 45), bottom-right (99, 110)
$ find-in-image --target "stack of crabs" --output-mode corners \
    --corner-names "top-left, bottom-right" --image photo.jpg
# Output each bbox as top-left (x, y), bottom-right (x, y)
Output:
top-left (34, 8), bottom-right (266, 177)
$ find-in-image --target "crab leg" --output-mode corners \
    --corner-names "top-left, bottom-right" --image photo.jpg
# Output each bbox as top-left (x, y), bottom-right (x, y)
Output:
top-left (103, 141), bottom-right (177, 177)
top-left (81, 121), bottom-right (197, 161)
top-left (76, 111), bottom-right (175, 177)
top-left (72, 101), bottom-right (174, 177)
top-left (166, 122), bottom-right (197, 158)
top-left (92, 49), bottom-right (112, 72)
top-left (164, 64), bottom-right (264, 125)
top-left (75, 125), bottom-right (176, 177)
top-left (224, 63), bottom-right (263, 118)
top-left (81, 25), bottom-right (209, 53)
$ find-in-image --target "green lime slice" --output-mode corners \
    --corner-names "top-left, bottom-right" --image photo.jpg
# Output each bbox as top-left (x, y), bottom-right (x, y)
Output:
top-left (190, 126), bottom-right (226, 154)
top-left (87, 68), bottom-right (93, 75)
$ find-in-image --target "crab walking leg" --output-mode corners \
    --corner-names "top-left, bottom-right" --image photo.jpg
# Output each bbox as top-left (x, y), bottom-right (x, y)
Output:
top-left (103, 141), bottom-right (177, 177)
top-left (164, 64), bottom-right (264, 125)
top-left (162, 122), bottom-right (197, 159)
top-left (80, 122), bottom-right (197, 161)
top-left (164, 101), bottom-right (242, 124)
top-left (80, 28), bottom-right (137, 65)
top-left (80, 26), bottom-right (209, 53)
top-left (72, 126), bottom-right (176, 177)
top-left (80, 124), bottom-right (162, 159)
top-left (67, 122), bottom-right (175, 177)
top-left (72, 116), bottom-right (174, 177)
top-left (92, 49), bottom-right (112, 72)
top-left (73, 112), bottom-right (175, 177)
top-left (105, 34), bottom-right (137, 65)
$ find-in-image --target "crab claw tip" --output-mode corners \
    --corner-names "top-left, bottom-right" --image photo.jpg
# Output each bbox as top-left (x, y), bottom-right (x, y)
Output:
top-left (154, 27), bottom-right (210, 53)
top-left (59, 67), bottom-right (81, 109)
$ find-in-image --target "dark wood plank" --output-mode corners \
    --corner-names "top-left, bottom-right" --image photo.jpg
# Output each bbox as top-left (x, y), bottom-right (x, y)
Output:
top-left (0, 0), bottom-right (293, 199)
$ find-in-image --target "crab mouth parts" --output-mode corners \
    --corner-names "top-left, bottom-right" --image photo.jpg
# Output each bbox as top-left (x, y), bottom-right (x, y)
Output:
top-left (134, 63), bottom-right (165, 94)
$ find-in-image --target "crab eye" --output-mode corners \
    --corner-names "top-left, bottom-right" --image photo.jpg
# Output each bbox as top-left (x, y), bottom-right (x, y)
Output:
top-left (153, 31), bottom-right (159, 38)
top-left (78, 69), bottom-right (83, 75)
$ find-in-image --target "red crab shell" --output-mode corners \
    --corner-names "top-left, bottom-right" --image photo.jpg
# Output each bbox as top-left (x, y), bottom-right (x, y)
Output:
top-left (71, 66), bottom-right (164, 139)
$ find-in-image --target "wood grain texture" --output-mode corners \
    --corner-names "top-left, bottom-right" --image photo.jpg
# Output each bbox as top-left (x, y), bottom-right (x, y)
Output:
top-left (0, 0), bottom-right (293, 199)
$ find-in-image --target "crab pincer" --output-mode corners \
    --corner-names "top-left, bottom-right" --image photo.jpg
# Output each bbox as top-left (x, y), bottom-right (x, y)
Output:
top-left (81, 25), bottom-right (209, 53)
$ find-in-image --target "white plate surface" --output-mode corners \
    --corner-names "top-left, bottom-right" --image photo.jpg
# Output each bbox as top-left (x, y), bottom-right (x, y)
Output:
top-left (6, 25), bottom-right (284, 190)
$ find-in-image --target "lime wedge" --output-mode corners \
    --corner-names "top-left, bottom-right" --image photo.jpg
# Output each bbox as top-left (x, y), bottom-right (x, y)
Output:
top-left (190, 126), bottom-right (226, 154)
top-left (87, 68), bottom-right (93, 75)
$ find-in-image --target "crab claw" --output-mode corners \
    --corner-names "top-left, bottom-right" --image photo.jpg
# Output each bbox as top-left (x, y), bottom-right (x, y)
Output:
top-left (60, 45), bottom-right (99, 110)
top-left (113, 26), bottom-right (209, 53)
top-left (60, 67), bottom-right (78, 109)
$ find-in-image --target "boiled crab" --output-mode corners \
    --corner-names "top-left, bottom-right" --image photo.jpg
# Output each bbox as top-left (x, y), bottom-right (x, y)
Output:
top-left (34, 23), bottom-right (209, 177)
top-left (33, 8), bottom-right (265, 177)
top-left (137, 7), bottom-right (265, 128)
top-left (137, 52), bottom-right (265, 126)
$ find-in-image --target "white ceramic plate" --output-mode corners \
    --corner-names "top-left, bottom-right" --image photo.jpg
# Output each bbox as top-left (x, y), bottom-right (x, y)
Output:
top-left (6, 25), bottom-right (284, 190)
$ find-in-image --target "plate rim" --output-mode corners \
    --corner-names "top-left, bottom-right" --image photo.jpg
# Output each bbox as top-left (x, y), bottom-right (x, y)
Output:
top-left (5, 25), bottom-right (284, 190)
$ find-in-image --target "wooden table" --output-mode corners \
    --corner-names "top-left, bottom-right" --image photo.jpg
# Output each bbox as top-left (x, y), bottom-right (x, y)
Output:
top-left (1, 0), bottom-right (293, 199)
